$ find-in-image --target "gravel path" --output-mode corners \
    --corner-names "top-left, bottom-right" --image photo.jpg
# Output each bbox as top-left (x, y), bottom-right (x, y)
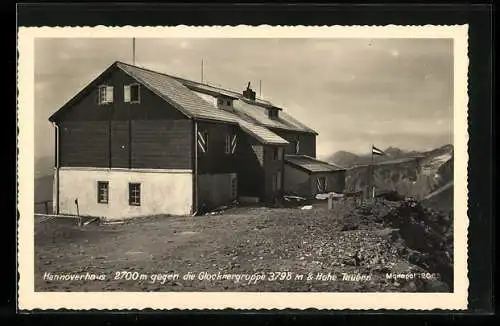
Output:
top-left (35, 202), bottom-right (450, 292)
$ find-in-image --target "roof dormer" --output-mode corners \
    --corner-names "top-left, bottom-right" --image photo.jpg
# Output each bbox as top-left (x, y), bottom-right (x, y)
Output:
top-left (217, 96), bottom-right (234, 112)
top-left (268, 107), bottom-right (279, 120)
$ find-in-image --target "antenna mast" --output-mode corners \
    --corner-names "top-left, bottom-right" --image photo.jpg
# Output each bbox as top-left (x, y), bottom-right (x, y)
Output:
top-left (132, 38), bottom-right (136, 65)
top-left (201, 59), bottom-right (204, 83)
top-left (259, 80), bottom-right (262, 98)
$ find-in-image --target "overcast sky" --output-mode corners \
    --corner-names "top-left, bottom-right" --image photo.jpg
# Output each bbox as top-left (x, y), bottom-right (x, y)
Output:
top-left (35, 38), bottom-right (453, 160)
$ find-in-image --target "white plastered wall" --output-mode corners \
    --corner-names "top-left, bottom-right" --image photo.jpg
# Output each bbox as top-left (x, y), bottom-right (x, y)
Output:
top-left (56, 167), bottom-right (193, 220)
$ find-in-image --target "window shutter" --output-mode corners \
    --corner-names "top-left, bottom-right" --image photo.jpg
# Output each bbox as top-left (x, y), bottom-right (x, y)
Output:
top-left (231, 134), bottom-right (237, 154)
top-left (124, 85), bottom-right (131, 103)
top-left (105, 86), bottom-right (114, 103)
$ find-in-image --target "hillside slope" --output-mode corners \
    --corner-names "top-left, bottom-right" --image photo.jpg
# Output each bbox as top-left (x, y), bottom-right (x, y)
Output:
top-left (34, 156), bottom-right (54, 213)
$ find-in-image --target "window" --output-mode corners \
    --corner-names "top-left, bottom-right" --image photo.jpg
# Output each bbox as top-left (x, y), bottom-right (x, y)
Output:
top-left (316, 176), bottom-right (327, 193)
top-left (197, 130), bottom-right (208, 153)
top-left (291, 140), bottom-right (300, 154)
top-left (98, 85), bottom-right (114, 104)
top-left (124, 84), bottom-right (140, 103)
top-left (269, 108), bottom-right (279, 119)
top-left (273, 147), bottom-right (283, 161)
top-left (227, 100), bottom-right (231, 106)
top-left (129, 183), bottom-right (141, 206)
top-left (272, 172), bottom-right (282, 191)
top-left (97, 181), bottom-right (109, 204)
top-left (218, 98), bottom-right (224, 106)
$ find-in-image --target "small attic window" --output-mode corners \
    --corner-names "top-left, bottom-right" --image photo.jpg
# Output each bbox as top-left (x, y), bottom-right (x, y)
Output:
top-left (268, 108), bottom-right (279, 119)
top-left (217, 96), bottom-right (233, 109)
top-left (124, 84), bottom-right (140, 103)
top-left (98, 85), bottom-right (114, 105)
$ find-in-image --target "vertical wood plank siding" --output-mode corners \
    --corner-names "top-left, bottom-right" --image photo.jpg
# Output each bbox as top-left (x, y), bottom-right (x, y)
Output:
top-left (262, 145), bottom-right (285, 203)
top-left (59, 121), bottom-right (110, 167)
top-left (234, 131), bottom-right (265, 198)
top-left (110, 121), bottom-right (129, 168)
top-left (131, 120), bottom-right (192, 169)
top-left (196, 121), bottom-right (238, 174)
top-left (57, 68), bottom-right (192, 170)
top-left (271, 129), bottom-right (317, 157)
top-left (56, 68), bottom-right (186, 122)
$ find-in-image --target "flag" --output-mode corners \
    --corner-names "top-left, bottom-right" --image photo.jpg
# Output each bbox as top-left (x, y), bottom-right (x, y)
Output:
top-left (372, 145), bottom-right (386, 156)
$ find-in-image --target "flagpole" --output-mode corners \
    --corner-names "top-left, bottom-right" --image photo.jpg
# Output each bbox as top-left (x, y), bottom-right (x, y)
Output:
top-left (371, 144), bottom-right (374, 199)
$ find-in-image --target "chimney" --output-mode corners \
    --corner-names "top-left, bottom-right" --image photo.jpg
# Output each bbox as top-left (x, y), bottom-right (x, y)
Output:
top-left (242, 81), bottom-right (256, 101)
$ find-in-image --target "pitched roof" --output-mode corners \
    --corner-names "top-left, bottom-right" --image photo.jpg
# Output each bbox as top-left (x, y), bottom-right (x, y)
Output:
top-left (49, 61), bottom-right (312, 145)
top-left (117, 62), bottom-right (240, 124)
top-left (119, 62), bottom-right (289, 145)
top-left (285, 155), bottom-right (345, 173)
top-left (118, 62), bottom-right (317, 134)
top-left (238, 120), bottom-right (288, 145)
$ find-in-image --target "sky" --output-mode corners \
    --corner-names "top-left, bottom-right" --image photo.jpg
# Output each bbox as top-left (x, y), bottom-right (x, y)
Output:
top-left (35, 38), bottom-right (454, 160)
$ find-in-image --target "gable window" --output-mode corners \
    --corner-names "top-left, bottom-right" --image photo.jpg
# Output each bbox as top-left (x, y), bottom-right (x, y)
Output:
top-left (97, 181), bottom-right (109, 204)
top-left (316, 176), bottom-right (327, 193)
top-left (124, 84), bottom-right (140, 103)
top-left (273, 147), bottom-right (283, 161)
top-left (129, 183), bottom-right (141, 206)
top-left (98, 85), bottom-right (114, 104)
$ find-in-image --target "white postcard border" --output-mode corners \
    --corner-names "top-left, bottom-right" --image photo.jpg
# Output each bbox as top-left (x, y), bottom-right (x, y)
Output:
top-left (18, 25), bottom-right (469, 310)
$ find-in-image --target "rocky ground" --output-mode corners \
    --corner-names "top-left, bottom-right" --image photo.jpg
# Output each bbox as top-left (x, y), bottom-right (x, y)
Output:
top-left (35, 198), bottom-right (453, 292)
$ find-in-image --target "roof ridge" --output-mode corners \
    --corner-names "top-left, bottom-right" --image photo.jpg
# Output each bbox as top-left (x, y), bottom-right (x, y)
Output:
top-left (116, 61), bottom-right (272, 103)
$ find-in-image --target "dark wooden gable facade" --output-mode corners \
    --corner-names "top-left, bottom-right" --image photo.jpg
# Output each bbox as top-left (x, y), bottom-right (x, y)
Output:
top-left (49, 62), bottom-right (319, 208)
top-left (271, 128), bottom-right (317, 158)
top-left (51, 66), bottom-right (193, 170)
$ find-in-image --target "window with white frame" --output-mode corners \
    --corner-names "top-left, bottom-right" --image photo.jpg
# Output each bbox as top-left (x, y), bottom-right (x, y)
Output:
top-left (97, 181), bottom-right (109, 204)
top-left (129, 183), bottom-right (141, 206)
top-left (316, 176), bottom-right (327, 192)
top-left (124, 84), bottom-right (140, 103)
top-left (98, 85), bottom-right (114, 104)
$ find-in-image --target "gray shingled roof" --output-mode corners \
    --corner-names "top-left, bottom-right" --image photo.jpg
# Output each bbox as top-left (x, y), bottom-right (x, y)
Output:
top-left (117, 62), bottom-right (240, 124)
top-left (285, 155), bottom-right (345, 173)
top-left (238, 120), bottom-right (288, 145)
top-left (117, 62), bottom-right (288, 145)
top-left (118, 62), bottom-right (317, 135)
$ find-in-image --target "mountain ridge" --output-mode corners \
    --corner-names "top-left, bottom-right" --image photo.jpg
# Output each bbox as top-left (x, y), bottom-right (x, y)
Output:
top-left (327, 144), bottom-right (453, 169)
